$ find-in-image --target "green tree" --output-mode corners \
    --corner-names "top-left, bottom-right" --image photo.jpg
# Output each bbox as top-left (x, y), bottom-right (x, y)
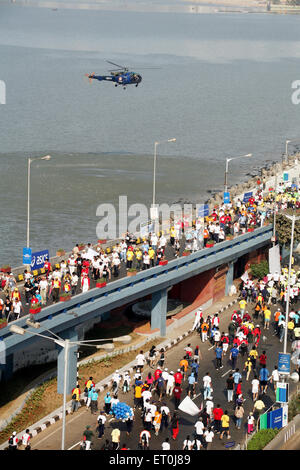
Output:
top-left (250, 260), bottom-right (269, 279)
top-left (268, 209), bottom-right (300, 247)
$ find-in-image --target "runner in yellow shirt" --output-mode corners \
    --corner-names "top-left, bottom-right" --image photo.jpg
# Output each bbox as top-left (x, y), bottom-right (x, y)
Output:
top-left (264, 307), bottom-right (271, 330)
top-left (239, 299), bottom-right (247, 315)
top-left (220, 411), bottom-right (230, 440)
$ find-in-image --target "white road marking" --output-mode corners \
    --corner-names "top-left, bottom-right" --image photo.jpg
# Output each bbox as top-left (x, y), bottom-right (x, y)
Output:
top-left (68, 441), bottom-right (81, 450)
top-left (221, 369), bottom-right (232, 378)
top-left (30, 410), bottom-right (88, 449)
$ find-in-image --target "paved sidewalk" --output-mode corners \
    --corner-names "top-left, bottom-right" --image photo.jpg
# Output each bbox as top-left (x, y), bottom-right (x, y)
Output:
top-left (0, 292), bottom-right (238, 449)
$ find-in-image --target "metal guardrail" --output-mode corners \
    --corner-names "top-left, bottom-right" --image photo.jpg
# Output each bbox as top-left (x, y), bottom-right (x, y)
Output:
top-left (1, 225), bottom-right (273, 354)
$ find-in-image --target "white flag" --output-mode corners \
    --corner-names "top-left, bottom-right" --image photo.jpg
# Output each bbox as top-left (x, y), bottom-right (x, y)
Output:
top-left (178, 396), bottom-right (200, 416)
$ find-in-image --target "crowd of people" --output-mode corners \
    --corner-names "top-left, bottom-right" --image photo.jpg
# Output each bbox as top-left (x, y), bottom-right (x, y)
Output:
top-left (69, 257), bottom-right (300, 451)
top-left (7, 274), bottom-right (300, 449)
top-left (1, 173), bottom-right (299, 325)
top-left (0, 181), bottom-right (277, 323)
top-left (5, 175), bottom-right (300, 450)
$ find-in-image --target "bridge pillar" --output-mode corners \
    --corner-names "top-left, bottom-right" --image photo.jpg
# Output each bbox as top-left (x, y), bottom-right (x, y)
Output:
top-left (0, 351), bottom-right (14, 382)
top-left (56, 328), bottom-right (78, 395)
top-left (151, 288), bottom-right (168, 337)
top-left (225, 261), bottom-right (234, 295)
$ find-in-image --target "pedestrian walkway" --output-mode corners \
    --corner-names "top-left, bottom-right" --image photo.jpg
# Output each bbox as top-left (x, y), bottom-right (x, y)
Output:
top-left (0, 290), bottom-right (238, 449)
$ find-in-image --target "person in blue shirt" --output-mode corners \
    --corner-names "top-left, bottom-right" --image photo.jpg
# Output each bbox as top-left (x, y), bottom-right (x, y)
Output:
top-left (233, 368), bottom-right (242, 391)
top-left (104, 392), bottom-right (112, 415)
top-left (187, 372), bottom-right (196, 397)
top-left (230, 345), bottom-right (239, 370)
top-left (142, 241), bottom-right (149, 253)
top-left (91, 388), bottom-right (98, 415)
top-left (293, 311), bottom-right (300, 325)
top-left (191, 359), bottom-right (200, 381)
top-left (215, 344), bottom-right (223, 370)
top-left (259, 365), bottom-right (269, 394)
top-left (35, 290), bottom-right (42, 304)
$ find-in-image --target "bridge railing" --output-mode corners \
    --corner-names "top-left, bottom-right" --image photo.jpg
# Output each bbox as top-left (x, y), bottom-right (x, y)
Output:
top-left (0, 224), bottom-right (273, 341)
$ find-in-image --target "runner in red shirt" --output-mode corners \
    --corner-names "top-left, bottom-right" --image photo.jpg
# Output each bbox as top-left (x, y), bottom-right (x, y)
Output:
top-left (213, 405), bottom-right (223, 434)
top-left (154, 367), bottom-right (162, 381)
top-left (253, 326), bottom-right (261, 346)
top-left (44, 260), bottom-right (52, 278)
top-left (173, 384), bottom-right (183, 410)
top-left (259, 351), bottom-right (267, 367)
top-left (174, 369), bottom-right (183, 385)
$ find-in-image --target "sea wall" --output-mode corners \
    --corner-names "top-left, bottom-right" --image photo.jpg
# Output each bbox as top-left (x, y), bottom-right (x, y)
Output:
top-left (205, 153), bottom-right (300, 210)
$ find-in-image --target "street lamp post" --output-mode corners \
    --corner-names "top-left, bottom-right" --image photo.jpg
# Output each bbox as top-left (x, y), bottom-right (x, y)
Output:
top-left (272, 173), bottom-right (278, 247)
top-left (27, 155), bottom-right (51, 248)
top-left (224, 153), bottom-right (252, 194)
top-left (285, 140), bottom-right (291, 163)
top-left (152, 138), bottom-right (176, 219)
top-left (9, 325), bottom-right (132, 450)
top-left (280, 214), bottom-right (300, 354)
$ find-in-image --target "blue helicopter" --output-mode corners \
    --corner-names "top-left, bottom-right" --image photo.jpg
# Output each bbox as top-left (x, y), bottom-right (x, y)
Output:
top-left (85, 61), bottom-right (142, 89)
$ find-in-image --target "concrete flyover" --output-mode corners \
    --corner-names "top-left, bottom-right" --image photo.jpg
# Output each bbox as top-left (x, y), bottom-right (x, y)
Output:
top-left (0, 225), bottom-right (273, 393)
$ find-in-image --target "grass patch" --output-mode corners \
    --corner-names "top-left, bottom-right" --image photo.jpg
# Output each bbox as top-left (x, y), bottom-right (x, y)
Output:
top-left (0, 336), bottom-right (162, 445)
top-left (288, 392), bottom-right (300, 421)
top-left (247, 428), bottom-right (279, 450)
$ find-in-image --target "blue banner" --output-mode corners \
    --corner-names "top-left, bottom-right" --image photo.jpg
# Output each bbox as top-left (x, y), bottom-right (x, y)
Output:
top-left (223, 192), bottom-right (230, 204)
top-left (30, 249), bottom-right (49, 271)
top-left (23, 247), bottom-right (32, 265)
top-left (198, 204), bottom-right (209, 218)
top-left (243, 191), bottom-right (253, 203)
top-left (283, 173), bottom-right (289, 182)
top-left (268, 407), bottom-right (284, 430)
top-left (278, 352), bottom-right (291, 374)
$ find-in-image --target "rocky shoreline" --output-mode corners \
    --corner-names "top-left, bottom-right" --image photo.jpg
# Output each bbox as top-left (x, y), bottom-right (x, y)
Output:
top-left (205, 153), bottom-right (300, 209)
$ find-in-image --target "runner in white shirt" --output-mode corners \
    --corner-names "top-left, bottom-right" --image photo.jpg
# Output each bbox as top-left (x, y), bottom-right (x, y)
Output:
top-left (251, 377), bottom-right (260, 401)
top-left (205, 399), bottom-right (214, 419)
top-left (143, 253), bottom-right (150, 269)
top-left (161, 438), bottom-right (171, 450)
top-left (150, 234), bottom-right (158, 248)
top-left (12, 300), bottom-right (23, 320)
top-left (142, 389), bottom-right (152, 407)
top-left (204, 428), bottom-right (214, 449)
top-left (213, 328), bottom-right (221, 344)
top-left (162, 368), bottom-right (169, 382)
top-left (21, 429), bottom-right (31, 449)
top-left (194, 419), bottom-right (205, 437)
top-left (39, 278), bottom-right (48, 305)
top-left (166, 372), bottom-right (175, 396)
top-left (270, 366), bottom-right (279, 392)
top-left (190, 438), bottom-right (201, 450)
top-left (149, 402), bottom-right (157, 419)
top-left (112, 371), bottom-right (121, 391)
top-left (139, 429), bottom-right (151, 449)
top-left (182, 436), bottom-right (193, 450)
top-left (135, 351), bottom-right (146, 371)
top-left (60, 261), bottom-right (67, 277)
top-left (68, 255), bottom-right (76, 275)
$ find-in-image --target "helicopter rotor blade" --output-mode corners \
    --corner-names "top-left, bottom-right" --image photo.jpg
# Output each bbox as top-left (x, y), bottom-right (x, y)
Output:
top-left (108, 68), bottom-right (125, 73)
top-left (106, 60), bottom-right (125, 69)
